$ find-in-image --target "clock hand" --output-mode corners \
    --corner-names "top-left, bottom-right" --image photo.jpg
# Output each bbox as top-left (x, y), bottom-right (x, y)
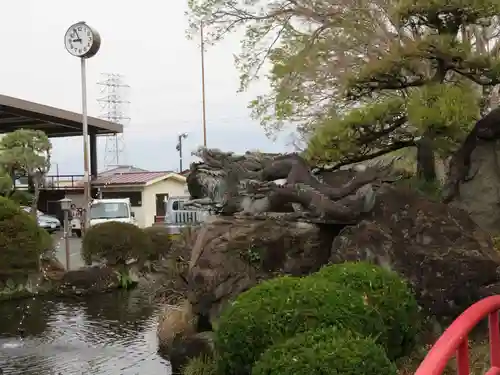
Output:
top-left (73, 28), bottom-right (82, 43)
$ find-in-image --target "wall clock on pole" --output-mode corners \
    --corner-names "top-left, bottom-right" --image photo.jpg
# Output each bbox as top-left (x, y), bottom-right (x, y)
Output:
top-left (64, 21), bottom-right (101, 58)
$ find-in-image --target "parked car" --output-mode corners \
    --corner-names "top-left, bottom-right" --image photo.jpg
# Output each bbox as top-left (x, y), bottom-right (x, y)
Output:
top-left (21, 206), bottom-right (61, 233)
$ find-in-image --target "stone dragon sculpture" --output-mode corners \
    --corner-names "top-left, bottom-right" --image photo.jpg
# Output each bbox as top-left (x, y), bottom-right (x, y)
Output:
top-left (185, 147), bottom-right (397, 223)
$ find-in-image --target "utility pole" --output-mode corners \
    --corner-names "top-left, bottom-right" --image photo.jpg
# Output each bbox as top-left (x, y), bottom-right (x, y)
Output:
top-left (200, 22), bottom-right (207, 147)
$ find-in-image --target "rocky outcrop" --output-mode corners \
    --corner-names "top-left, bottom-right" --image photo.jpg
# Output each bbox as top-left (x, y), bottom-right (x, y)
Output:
top-left (186, 216), bottom-right (337, 323)
top-left (157, 300), bottom-right (215, 374)
top-left (443, 107), bottom-right (500, 234)
top-left (157, 300), bottom-right (197, 353)
top-left (182, 143), bottom-right (500, 327)
top-left (448, 139), bottom-right (500, 235)
top-left (331, 184), bottom-right (500, 320)
top-left (185, 184), bottom-right (500, 325)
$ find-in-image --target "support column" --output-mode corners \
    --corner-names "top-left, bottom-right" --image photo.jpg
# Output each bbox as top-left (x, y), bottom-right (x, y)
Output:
top-left (89, 133), bottom-right (98, 179)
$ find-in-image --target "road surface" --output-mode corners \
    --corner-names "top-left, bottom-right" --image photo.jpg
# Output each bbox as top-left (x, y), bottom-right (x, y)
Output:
top-left (52, 231), bottom-right (85, 270)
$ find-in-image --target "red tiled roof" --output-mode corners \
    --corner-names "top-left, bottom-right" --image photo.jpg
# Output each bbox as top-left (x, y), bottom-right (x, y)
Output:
top-left (100, 165), bottom-right (150, 176)
top-left (92, 171), bottom-right (171, 186)
top-left (72, 171), bottom-right (175, 187)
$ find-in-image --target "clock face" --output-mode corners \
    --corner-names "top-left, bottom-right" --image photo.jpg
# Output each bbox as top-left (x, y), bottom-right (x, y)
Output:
top-left (64, 23), bottom-right (95, 57)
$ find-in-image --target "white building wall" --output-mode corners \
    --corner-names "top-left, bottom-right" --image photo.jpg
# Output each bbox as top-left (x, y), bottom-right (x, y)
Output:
top-left (65, 178), bottom-right (188, 228)
top-left (142, 178), bottom-right (188, 227)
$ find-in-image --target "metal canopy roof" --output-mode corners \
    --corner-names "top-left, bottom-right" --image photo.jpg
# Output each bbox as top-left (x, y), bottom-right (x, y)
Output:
top-left (0, 94), bottom-right (123, 138)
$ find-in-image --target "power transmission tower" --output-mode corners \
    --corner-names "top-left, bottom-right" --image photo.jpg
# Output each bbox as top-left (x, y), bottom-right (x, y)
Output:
top-left (97, 73), bottom-right (131, 170)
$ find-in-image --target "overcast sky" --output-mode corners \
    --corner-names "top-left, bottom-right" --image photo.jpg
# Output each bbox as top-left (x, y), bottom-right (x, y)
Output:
top-left (0, 0), bottom-right (293, 175)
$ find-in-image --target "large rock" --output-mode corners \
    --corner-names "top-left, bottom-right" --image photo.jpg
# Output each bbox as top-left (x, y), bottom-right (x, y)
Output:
top-left (187, 216), bottom-right (337, 324)
top-left (331, 184), bottom-right (500, 320)
top-left (450, 139), bottom-right (500, 235)
top-left (54, 266), bottom-right (129, 295)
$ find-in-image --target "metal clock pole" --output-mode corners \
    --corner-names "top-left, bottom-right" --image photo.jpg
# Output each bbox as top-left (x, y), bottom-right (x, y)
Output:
top-left (64, 21), bottom-right (101, 235)
top-left (81, 56), bottom-right (90, 233)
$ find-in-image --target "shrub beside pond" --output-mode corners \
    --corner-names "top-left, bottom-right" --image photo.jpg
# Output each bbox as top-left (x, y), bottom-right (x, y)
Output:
top-left (143, 225), bottom-right (172, 260)
top-left (82, 221), bottom-right (153, 266)
top-left (215, 275), bottom-right (387, 375)
top-left (312, 262), bottom-right (421, 359)
top-left (0, 196), bottom-right (52, 281)
top-left (209, 262), bottom-right (422, 375)
top-left (252, 326), bottom-right (397, 375)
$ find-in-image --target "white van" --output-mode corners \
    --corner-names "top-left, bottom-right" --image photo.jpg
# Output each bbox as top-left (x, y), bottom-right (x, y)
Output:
top-left (88, 198), bottom-right (137, 227)
top-left (71, 198), bottom-right (137, 237)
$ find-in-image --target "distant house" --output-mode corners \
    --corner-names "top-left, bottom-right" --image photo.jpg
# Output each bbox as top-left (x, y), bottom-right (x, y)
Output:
top-left (66, 165), bottom-right (189, 228)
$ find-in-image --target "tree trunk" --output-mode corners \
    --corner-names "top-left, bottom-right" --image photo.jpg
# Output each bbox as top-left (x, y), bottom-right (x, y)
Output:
top-left (31, 176), bottom-right (40, 221)
top-left (416, 133), bottom-right (437, 182)
top-left (28, 175), bottom-right (35, 194)
top-left (417, 64), bottom-right (445, 183)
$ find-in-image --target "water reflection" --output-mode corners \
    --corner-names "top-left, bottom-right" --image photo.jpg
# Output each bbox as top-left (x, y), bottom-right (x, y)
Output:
top-left (0, 290), bottom-right (170, 374)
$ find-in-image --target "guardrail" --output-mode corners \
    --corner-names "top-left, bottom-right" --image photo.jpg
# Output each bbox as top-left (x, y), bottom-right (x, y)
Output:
top-left (43, 174), bottom-right (85, 190)
top-left (414, 295), bottom-right (500, 375)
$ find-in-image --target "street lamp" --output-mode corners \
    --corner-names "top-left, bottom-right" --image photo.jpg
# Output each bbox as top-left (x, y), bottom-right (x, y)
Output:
top-left (59, 197), bottom-right (72, 270)
top-left (176, 133), bottom-right (188, 173)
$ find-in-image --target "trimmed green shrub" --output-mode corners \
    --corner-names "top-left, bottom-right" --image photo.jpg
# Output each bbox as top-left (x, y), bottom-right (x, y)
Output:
top-left (143, 226), bottom-right (172, 260)
top-left (82, 221), bottom-right (153, 265)
top-left (215, 276), bottom-right (387, 375)
top-left (0, 197), bottom-right (52, 280)
top-left (252, 326), bottom-right (397, 375)
top-left (312, 262), bottom-right (420, 359)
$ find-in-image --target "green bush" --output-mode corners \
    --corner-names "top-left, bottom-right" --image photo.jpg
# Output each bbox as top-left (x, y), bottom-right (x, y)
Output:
top-left (82, 221), bottom-right (153, 266)
top-left (143, 226), bottom-right (172, 260)
top-left (0, 197), bottom-right (52, 279)
top-left (252, 326), bottom-right (397, 375)
top-left (183, 356), bottom-right (217, 375)
top-left (8, 190), bottom-right (34, 206)
top-left (312, 262), bottom-right (420, 359)
top-left (215, 276), bottom-right (387, 375)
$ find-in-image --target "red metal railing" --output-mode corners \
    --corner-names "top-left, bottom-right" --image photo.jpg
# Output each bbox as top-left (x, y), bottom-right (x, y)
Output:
top-left (415, 296), bottom-right (500, 375)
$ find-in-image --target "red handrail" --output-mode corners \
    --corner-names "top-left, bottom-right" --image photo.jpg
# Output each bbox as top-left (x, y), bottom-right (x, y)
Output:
top-left (415, 296), bottom-right (500, 375)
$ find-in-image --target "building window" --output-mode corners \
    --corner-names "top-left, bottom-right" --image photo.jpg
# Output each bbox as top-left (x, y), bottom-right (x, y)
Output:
top-left (101, 191), bottom-right (142, 207)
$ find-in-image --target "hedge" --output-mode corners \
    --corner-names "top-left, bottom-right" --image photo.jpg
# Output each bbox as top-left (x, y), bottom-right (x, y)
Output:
top-left (143, 226), bottom-right (172, 260)
top-left (312, 262), bottom-right (420, 359)
top-left (82, 221), bottom-right (153, 265)
top-left (215, 276), bottom-right (387, 375)
top-left (252, 326), bottom-right (397, 375)
top-left (0, 197), bottom-right (52, 280)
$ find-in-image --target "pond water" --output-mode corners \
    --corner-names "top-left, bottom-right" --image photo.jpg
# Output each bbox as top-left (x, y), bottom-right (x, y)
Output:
top-left (0, 290), bottom-right (170, 374)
